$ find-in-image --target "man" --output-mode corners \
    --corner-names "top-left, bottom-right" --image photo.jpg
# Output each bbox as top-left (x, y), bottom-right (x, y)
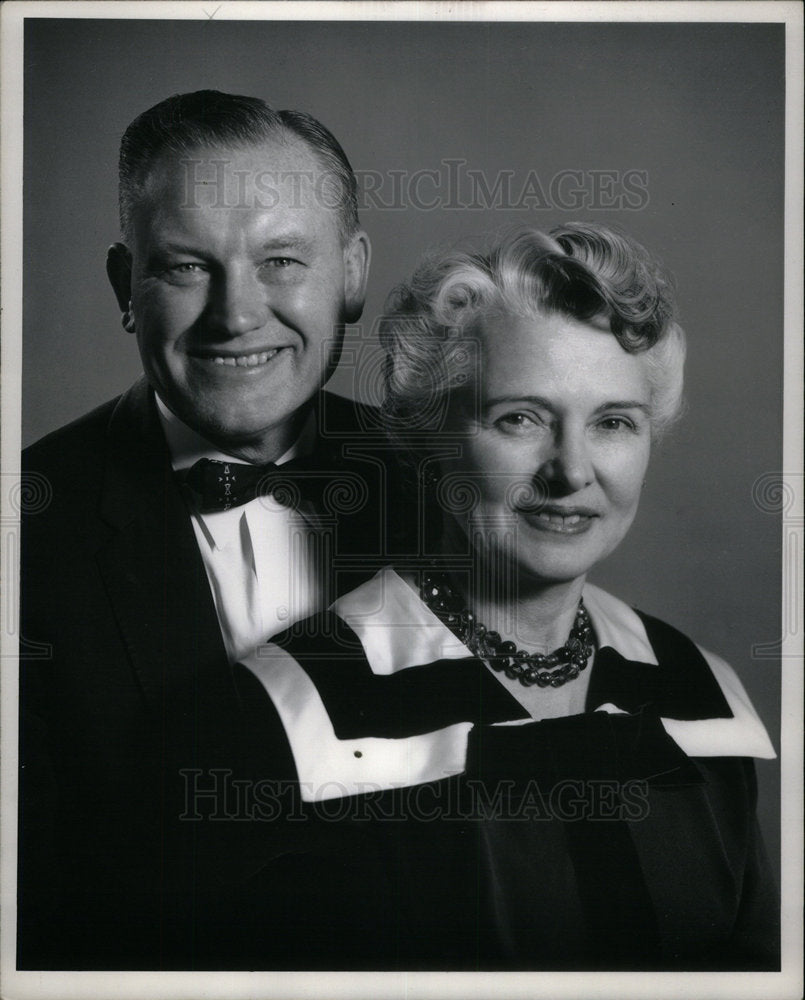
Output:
top-left (19, 91), bottom-right (389, 969)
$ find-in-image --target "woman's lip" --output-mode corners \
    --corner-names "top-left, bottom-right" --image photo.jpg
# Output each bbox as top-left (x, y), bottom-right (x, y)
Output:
top-left (515, 505), bottom-right (598, 518)
top-left (539, 506), bottom-right (598, 518)
top-left (520, 509), bottom-right (598, 534)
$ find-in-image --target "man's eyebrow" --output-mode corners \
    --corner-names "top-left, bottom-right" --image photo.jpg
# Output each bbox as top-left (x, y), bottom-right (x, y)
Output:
top-left (147, 235), bottom-right (318, 258)
top-left (260, 235), bottom-right (316, 253)
top-left (150, 241), bottom-right (209, 257)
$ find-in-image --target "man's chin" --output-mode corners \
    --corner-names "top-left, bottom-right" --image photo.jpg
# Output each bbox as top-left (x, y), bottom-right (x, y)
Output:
top-left (194, 411), bottom-right (306, 463)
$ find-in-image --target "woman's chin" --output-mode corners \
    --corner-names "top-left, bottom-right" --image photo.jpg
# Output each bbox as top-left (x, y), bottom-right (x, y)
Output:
top-left (473, 547), bottom-right (593, 591)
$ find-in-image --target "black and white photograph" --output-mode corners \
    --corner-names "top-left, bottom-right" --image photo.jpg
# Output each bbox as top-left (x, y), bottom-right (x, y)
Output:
top-left (1, 3), bottom-right (802, 998)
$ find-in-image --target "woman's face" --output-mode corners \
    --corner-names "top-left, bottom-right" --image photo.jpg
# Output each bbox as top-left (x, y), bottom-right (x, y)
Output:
top-left (445, 309), bottom-right (652, 588)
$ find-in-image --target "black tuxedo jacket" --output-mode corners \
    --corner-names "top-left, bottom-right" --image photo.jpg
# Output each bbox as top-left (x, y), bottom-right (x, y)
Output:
top-left (18, 378), bottom-right (402, 969)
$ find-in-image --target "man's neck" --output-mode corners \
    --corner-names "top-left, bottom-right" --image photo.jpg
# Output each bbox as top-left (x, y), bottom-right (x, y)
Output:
top-left (154, 394), bottom-right (317, 470)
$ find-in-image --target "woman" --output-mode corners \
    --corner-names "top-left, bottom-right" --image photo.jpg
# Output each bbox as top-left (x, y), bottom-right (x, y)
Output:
top-left (241, 223), bottom-right (778, 970)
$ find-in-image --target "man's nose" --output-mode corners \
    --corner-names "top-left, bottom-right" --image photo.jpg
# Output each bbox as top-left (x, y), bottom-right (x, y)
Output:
top-left (538, 426), bottom-right (594, 494)
top-left (208, 267), bottom-right (270, 338)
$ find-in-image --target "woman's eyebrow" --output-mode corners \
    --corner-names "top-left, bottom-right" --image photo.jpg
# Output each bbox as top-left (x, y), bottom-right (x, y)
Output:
top-left (483, 395), bottom-right (554, 409)
top-left (592, 400), bottom-right (651, 414)
top-left (482, 396), bottom-right (651, 415)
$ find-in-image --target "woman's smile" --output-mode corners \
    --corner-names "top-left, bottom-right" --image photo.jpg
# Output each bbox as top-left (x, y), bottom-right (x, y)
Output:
top-left (520, 506), bottom-right (598, 534)
top-left (448, 309), bottom-right (652, 587)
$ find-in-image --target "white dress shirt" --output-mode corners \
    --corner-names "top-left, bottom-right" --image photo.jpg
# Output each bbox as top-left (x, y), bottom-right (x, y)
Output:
top-left (156, 395), bottom-right (324, 664)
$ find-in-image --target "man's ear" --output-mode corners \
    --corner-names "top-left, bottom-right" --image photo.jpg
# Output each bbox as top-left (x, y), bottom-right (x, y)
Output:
top-left (106, 243), bottom-right (136, 332)
top-left (343, 231), bottom-right (371, 324)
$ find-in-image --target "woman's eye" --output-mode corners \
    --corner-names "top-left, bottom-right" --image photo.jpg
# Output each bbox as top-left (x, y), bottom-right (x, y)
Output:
top-left (597, 416), bottom-right (637, 432)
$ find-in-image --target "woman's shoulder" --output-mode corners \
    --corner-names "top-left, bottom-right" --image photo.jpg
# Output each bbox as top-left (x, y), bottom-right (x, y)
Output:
top-left (583, 583), bottom-right (776, 760)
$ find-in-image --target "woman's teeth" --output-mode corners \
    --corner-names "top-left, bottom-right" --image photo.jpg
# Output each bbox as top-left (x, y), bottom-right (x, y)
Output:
top-left (536, 512), bottom-right (584, 525)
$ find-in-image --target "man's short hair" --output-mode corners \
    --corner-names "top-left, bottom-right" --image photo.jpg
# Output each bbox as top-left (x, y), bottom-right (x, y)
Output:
top-left (118, 89), bottom-right (360, 243)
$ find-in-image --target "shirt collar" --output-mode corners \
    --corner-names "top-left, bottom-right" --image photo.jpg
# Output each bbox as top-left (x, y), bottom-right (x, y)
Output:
top-left (580, 583), bottom-right (658, 664)
top-left (331, 569), bottom-right (774, 760)
top-left (156, 394), bottom-right (317, 550)
top-left (332, 569), bottom-right (657, 674)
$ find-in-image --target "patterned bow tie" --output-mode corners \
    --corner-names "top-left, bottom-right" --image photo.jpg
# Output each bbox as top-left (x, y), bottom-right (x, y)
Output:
top-left (183, 457), bottom-right (305, 513)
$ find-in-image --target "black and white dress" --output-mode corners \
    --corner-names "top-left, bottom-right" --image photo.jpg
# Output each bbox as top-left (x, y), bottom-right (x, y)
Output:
top-left (239, 568), bottom-right (778, 970)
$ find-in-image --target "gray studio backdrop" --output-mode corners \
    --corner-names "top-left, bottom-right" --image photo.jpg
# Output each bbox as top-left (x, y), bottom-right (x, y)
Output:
top-left (23, 19), bottom-right (784, 882)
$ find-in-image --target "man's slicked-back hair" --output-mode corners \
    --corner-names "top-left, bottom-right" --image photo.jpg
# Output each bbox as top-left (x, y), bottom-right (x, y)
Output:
top-left (118, 89), bottom-right (360, 243)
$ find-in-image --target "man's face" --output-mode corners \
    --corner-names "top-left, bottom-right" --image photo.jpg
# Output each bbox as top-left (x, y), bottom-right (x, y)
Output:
top-left (115, 137), bottom-right (368, 461)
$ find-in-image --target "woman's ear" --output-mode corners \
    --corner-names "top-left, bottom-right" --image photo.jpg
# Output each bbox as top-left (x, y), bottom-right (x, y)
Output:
top-left (343, 231), bottom-right (371, 324)
top-left (106, 243), bottom-right (136, 332)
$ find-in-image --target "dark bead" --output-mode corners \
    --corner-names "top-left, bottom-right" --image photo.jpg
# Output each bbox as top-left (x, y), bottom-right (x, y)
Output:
top-left (419, 571), bottom-right (593, 692)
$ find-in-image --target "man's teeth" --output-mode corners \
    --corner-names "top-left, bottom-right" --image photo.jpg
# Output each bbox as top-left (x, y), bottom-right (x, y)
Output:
top-left (211, 350), bottom-right (278, 368)
top-left (536, 512), bottom-right (585, 525)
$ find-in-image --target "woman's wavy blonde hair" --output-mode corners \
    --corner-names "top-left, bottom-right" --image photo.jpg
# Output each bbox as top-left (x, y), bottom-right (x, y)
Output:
top-left (380, 223), bottom-right (686, 445)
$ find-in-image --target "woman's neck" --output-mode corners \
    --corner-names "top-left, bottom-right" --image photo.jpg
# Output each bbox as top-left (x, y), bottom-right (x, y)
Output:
top-left (455, 567), bottom-right (586, 655)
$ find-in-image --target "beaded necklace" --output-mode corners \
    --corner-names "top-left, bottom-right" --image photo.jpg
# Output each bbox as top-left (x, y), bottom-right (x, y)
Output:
top-left (420, 571), bottom-right (595, 688)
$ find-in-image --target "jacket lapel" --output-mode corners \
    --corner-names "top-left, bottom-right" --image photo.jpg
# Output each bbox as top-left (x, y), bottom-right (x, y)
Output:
top-left (96, 378), bottom-right (232, 715)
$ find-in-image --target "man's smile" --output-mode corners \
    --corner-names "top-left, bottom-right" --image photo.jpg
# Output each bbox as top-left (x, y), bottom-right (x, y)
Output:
top-left (188, 346), bottom-right (288, 370)
top-left (207, 348), bottom-right (280, 368)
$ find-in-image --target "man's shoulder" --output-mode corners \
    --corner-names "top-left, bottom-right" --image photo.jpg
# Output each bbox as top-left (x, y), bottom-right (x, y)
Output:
top-left (317, 391), bottom-right (383, 440)
top-left (22, 395), bottom-right (122, 478)
top-left (22, 378), bottom-right (152, 488)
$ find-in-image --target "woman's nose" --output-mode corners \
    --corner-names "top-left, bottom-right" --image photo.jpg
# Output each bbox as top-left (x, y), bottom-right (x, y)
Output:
top-left (208, 267), bottom-right (270, 338)
top-left (538, 428), bottom-right (594, 494)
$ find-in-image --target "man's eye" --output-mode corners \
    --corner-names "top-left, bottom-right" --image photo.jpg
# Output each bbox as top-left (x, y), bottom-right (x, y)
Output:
top-left (264, 257), bottom-right (298, 269)
top-left (162, 263), bottom-right (208, 284)
top-left (494, 412), bottom-right (540, 434)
